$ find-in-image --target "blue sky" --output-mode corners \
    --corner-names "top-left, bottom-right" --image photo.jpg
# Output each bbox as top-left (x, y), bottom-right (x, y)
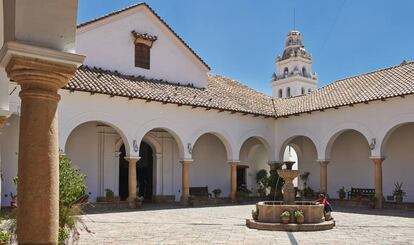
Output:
top-left (78, 0), bottom-right (414, 95)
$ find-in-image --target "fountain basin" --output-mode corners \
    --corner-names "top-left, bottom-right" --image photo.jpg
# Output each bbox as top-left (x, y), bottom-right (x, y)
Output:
top-left (257, 201), bottom-right (324, 224)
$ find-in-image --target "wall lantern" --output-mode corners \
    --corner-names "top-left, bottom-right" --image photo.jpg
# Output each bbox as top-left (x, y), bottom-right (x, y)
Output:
top-left (187, 143), bottom-right (193, 154)
top-left (369, 138), bottom-right (376, 150)
top-left (133, 140), bottom-right (139, 152)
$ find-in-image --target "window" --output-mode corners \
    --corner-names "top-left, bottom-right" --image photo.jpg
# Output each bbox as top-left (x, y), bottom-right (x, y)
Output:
top-left (302, 67), bottom-right (307, 76)
top-left (135, 43), bottom-right (150, 69)
top-left (308, 88), bottom-right (312, 93)
top-left (278, 89), bottom-right (283, 98)
top-left (301, 87), bottom-right (305, 95)
top-left (286, 87), bottom-right (291, 97)
top-left (284, 68), bottom-right (289, 78)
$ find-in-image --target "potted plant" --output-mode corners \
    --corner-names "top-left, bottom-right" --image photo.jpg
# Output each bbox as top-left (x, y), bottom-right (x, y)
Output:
top-left (393, 182), bottom-right (406, 203)
top-left (280, 210), bottom-right (291, 224)
top-left (0, 231), bottom-right (11, 245)
top-left (10, 192), bottom-right (17, 208)
top-left (135, 195), bottom-right (144, 208)
top-left (212, 189), bottom-right (222, 198)
top-left (105, 188), bottom-right (114, 202)
top-left (337, 187), bottom-right (346, 200)
top-left (369, 195), bottom-right (377, 209)
top-left (251, 208), bottom-right (259, 220)
top-left (294, 210), bottom-right (305, 224)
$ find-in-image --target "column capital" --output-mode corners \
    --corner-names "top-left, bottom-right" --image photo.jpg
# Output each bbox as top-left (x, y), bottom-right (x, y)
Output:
top-left (180, 159), bottom-right (194, 164)
top-left (153, 153), bottom-right (163, 159)
top-left (227, 160), bottom-right (240, 165)
top-left (1, 42), bottom-right (84, 90)
top-left (369, 157), bottom-right (385, 165)
top-left (316, 159), bottom-right (330, 165)
top-left (125, 156), bottom-right (141, 162)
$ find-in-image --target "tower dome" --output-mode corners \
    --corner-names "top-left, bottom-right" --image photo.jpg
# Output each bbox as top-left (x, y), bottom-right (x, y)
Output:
top-left (271, 30), bottom-right (318, 98)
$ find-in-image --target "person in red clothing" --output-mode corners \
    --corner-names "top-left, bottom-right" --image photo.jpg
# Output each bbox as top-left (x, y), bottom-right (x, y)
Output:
top-left (316, 194), bottom-right (333, 220)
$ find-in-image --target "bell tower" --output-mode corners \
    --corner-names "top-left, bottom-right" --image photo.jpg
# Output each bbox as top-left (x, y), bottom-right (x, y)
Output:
top-left (271, 30), bottom-right (318, 98)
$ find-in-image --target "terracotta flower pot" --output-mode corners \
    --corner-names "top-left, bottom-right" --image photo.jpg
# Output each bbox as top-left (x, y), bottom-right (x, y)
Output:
top-left (296, 216), bottom-right (305, 224)
top-left (281, 216), bottom-right (290, 224)
top-left (135, 200), bottom-right (142, 208)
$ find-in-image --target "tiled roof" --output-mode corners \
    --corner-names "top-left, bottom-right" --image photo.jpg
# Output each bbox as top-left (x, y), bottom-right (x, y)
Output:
top-left (66, 61), bottom-right (414, 118)
top-left (66, 66), bottom-right (275, 116)
top-left (273, 61), bottom-right (414, 117)
top-left (77, 3), bottom-right (210, 70)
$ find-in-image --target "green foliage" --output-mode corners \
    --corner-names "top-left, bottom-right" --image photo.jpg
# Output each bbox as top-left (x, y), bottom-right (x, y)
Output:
top-left (393, 182), bottom-right (406, 197)
top-left (337, 186), bottom-right (346, 199)
top-left (105, 189), bottom-right (114, 199)
top-left (12, 176), bottom-right (18, 186)
top-left (255, 169), bottom-right (268, 196)
top-left (0, 230), bottom-right (11, 243)
top-left (294, 210), bottom-right (304, 218)
top-left (280, 211), bottom-right (291, 217)
top-left (58, 154), bottom-right (87, 245)
top-left (59, 155), bottom-right (86, 206)
top-left (268, 167), bottom-right (284, 198)
top-left (301, 186), bottom-right (316, 199)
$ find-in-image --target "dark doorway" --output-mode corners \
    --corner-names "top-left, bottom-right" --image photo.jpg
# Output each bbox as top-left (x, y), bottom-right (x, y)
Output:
top-left (118, 142), bottom-right (153, 201)
top-left (237, 166), bottom-right (247, 189)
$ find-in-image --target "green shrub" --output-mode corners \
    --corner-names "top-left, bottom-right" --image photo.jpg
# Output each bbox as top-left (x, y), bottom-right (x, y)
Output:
top-left (0, 230), bottom-right (11, 243)
top-left (58, 154), bottom-right (88, 245)
top-left (294, 210), bottom-right (304, 218)
top-left (255, 169), bottom-right (268, 196)
top-left (280, 211), bottom-right (291, 217)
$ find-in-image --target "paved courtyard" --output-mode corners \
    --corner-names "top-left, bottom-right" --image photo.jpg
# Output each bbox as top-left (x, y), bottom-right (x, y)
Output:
top-left (78, 204), bottom-right (414, 245)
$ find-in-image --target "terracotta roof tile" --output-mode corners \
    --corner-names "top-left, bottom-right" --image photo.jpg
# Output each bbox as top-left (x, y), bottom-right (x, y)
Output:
top-left (66, 61), bottom-right (414, 118)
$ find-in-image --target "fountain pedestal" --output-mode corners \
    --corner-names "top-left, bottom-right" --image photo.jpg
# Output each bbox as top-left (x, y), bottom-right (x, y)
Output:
top-left (277, 169), bottom-right (299, 204)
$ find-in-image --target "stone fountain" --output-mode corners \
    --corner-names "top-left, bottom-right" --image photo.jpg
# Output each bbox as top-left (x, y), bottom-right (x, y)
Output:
top-left (246, 161), bottom-right (335, 231)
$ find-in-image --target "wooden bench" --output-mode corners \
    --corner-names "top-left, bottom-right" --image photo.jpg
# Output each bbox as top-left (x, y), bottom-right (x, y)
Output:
top-left (347, 188), bottom-right (375, 200)
top-left (189, 186), bottom-right (211, 198)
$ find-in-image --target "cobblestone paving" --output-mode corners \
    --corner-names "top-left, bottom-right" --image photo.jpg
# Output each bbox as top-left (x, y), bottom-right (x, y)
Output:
top-left (78, 204), bottom-right (414, 245)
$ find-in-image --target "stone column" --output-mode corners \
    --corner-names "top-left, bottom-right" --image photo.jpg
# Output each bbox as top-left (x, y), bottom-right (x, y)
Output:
top-left (370, 157), bottom-right (385, 208)
top-left (317, 160), bottom-right (329, 194)
top-left (180, 159), bottom-right (193, 204)
top-left (125, 157), bottom-right (140, 205)
top-left (3, 54), bottom-right (81, 244)
top-left (229, 161), bottom-right (238, 202)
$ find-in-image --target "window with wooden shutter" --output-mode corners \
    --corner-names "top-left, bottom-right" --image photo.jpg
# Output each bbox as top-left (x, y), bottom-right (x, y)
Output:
top-left (135, 43), bottom-right (150, 69)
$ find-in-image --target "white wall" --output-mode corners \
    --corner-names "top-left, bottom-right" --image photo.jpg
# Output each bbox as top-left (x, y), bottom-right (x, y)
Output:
top-left (328, 130), bottom-right (373, 198)
top-left (191, 134), bottom-right (230, 197)
top-left (76, 6), bottom-right (208, 88)
top-left (239, 138), bottom-right (270, 195)
top-left (0, 115), bottom-right (19, 206)
top-left (383, 123), bottom-right (414, 202)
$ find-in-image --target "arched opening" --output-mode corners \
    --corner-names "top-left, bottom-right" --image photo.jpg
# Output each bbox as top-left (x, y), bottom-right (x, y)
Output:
top-left (135, 127), bottom-right (184, 202)
top-left (280, 136), bottom-right (318, 197)
top-left (284, 67), bottom-right (289, 78)
top-left (118, 141), bottom-right (154, 201)
top-left (278, 89), bottom-right (283, 98)
top-left (65, 121), bottom-right (128, 202)
top-left (192, 133), bottom-right (230, 197)
top-left (286, 87), bottom-right (291, 97)
top-left (302, 67), bottom-right (307, 76)
top-left (327, 129), bottom-right (372, 198)
top-left (308, 88), bottom-right (312, 93)
top-left (301, 87), bottom-right (305, 95)
top-left (381, 123), bottom-right (414, 202)
top-left (238, 137), bottom-right (270, 196)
